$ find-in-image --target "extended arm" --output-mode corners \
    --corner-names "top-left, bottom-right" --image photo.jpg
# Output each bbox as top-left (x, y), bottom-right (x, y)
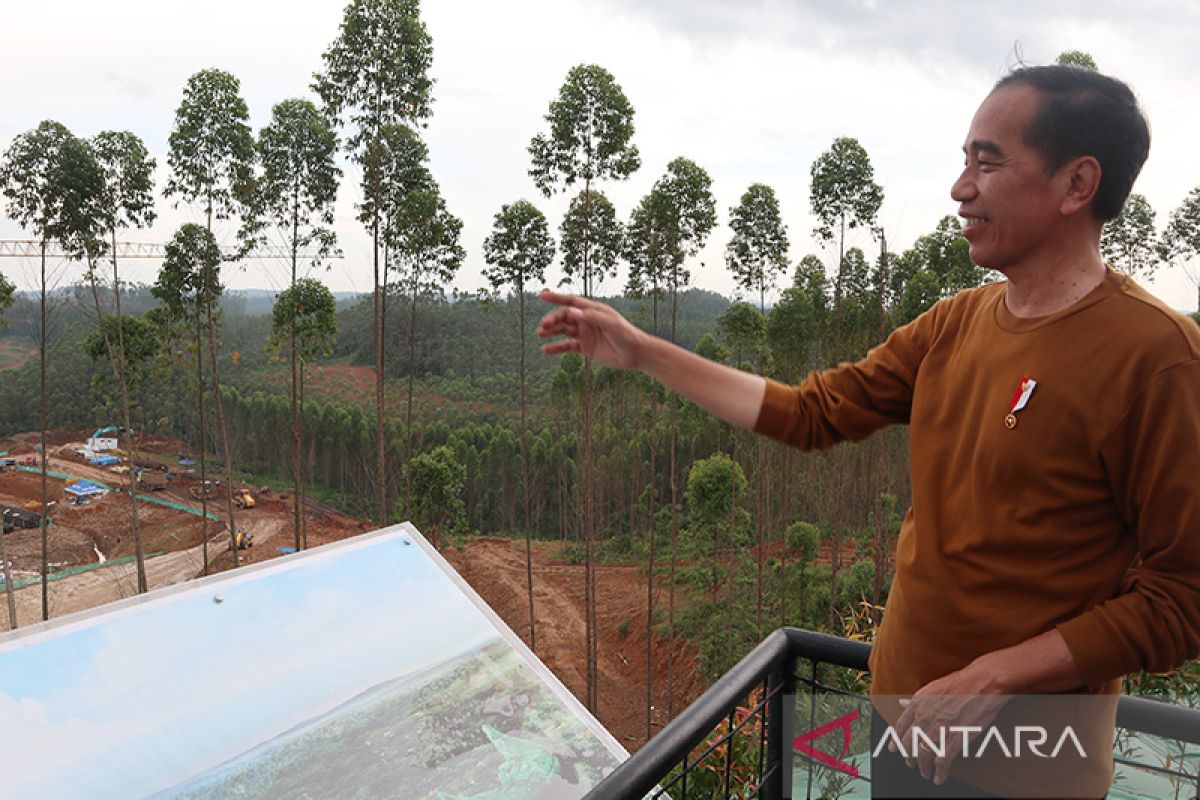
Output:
top-left (536, 290), bottom-right (766, 431)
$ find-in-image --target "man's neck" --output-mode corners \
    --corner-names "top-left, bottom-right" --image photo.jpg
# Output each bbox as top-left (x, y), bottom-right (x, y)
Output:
top-left (1001, 242), bottom-right (1108, 319)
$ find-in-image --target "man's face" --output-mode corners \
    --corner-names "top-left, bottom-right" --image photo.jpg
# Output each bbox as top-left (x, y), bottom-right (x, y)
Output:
top-left (951, 84), bottom-right (1064, 273)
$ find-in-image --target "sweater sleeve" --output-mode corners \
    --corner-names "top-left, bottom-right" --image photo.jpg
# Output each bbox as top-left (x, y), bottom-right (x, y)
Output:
top-left (753, 299), bottom-right (942, 450)
top-left (1056, 361), bottom-right (1200, 690)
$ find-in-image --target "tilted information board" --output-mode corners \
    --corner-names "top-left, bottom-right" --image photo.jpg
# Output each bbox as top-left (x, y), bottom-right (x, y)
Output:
top-left (0, 524), bottom-right (625, 799)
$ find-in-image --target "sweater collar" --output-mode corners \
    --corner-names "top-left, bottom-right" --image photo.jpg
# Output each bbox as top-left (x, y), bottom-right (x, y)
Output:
top-left (992, 267), bottom-right (1127, 334)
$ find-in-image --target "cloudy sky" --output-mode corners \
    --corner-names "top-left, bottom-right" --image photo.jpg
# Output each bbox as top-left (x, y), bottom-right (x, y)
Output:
top-left (2, 0), bottom-right (1198, 309)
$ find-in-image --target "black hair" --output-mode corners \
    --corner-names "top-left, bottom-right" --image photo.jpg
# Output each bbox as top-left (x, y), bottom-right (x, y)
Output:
top-left (994, 65), bottom-right (1150, 221)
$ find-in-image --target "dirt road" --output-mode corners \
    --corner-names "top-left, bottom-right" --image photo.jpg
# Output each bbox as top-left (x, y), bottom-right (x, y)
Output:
top-left (444, 537), bottom-right (706, 751)
top-left (0, 518), bottom-right (285, 632)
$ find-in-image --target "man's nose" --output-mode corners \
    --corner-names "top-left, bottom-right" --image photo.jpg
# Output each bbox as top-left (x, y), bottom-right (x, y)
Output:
top-left (950, 168), bottom-right (976, 202)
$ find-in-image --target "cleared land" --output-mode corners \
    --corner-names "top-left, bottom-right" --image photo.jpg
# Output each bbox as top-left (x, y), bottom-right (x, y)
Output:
top-left (0, 428), bottom-right (703, 752)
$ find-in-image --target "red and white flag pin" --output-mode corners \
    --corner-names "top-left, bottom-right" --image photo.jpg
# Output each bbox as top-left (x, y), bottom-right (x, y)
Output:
top-left (1005, 376), bottom-right (1037, 430)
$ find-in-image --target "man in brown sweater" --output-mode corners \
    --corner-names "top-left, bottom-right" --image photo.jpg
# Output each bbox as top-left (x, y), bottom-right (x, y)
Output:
top-left (538, 65), bottom-right (1200, 798)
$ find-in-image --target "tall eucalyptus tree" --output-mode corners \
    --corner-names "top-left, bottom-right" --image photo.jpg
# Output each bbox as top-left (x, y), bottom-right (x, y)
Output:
top-left (245, 98), bottom-right (341, 550)
top-left (165, 69), bottom-right (256, 563)
top-left (0, 270), bottom-right (17, 626)
top-left (1163, 187), bottom-right (1200, 310)
top-left (726, 182), bottom-right (789, 638)
top-left (810, 137), bottom-right (883, 307)
top-left (153, 224), bottom-right (241, 567)
top-left (89, 130), bottom-right (156, 593)
top-left (483, 199), bottom-right (555, 652)
top-left (270, 278), bottom-right (339, 549)
top-left (1, 120), bottom-right (101, 619)
top-left (314, 0), bottom-right (435, 526)
top-left (530, 66), bottom-right (640, 709)
top-left (388, 184), bottom-right (464, 518)
top-left (1101, 193), bottom-right (1160, 281)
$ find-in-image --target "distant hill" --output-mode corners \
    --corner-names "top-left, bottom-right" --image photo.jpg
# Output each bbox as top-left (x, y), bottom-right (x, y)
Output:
top-left (222, 289), bottom-right (366, 317)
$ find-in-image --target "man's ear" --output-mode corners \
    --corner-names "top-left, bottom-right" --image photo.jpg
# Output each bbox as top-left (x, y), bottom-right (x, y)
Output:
top-left (1059, 156), bottom-right (1102, 217)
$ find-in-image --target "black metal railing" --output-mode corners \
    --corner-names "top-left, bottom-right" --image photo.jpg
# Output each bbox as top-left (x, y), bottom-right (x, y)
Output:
top-left (585, 627), bottom-right (1200, 800)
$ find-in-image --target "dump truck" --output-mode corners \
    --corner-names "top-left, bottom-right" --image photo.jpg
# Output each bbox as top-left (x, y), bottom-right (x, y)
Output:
top-left (136, 471), bottom-right (168, 491)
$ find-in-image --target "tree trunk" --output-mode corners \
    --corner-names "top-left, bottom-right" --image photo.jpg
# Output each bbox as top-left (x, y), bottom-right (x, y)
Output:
top-left (519, 285), bottom-right (536, 652)
top-left (828, 451), bottom-right (844, 631)
top-left (581, 180), bottom-right (598, 713)
top-left (374, 200), bottom-right (387, 526)
top-left (666, 279), bottom-right (681, 717)
top-left (196, 316), bottom-right (210, 575)
top-left (111, 235), bottom-right (147, 593)
top-left (645, 288), bottom-right (658, 740)
top-left (39, 240), bottom-right (48, 621)
top-left (405, 278), bottom-right (418, 523)
top-left (86, 247), bottom-right (146, 593)
top-left (204, 297), bottom-right (240, 568)
top-left (291, 202), bottom-right (302, 551)
top-left (0, 503), bottom-right (15, 628)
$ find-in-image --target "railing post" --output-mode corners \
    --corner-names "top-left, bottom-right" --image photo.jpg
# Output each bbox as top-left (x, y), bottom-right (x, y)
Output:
top-left (764, 652), bottom-right (796, 800)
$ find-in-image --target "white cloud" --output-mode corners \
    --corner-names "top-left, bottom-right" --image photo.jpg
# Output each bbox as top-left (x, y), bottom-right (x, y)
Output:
top-left (1, 1), bottom-right (1197, 309)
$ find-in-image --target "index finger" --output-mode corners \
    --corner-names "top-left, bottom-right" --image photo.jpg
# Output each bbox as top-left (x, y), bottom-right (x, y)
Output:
top-left (539, 289), bottom-right (602, 311)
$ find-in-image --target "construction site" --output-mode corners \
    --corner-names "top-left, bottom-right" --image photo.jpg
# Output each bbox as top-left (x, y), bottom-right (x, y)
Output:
top-left (0, 426), bottom-right (371, 627)
top-left (0, 426), bottom-right (706, 756)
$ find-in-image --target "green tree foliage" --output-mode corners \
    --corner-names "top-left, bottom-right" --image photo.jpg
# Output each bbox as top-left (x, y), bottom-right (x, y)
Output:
top-left (389, 183), bottom-right (464, 514)
top-left (164, 69), bottom-right (255, 227)
top-left (685, 453), bottom-right (750, 553)
top-left (785, 521), bottom-right (821, 563)
top-left (387, 186), bottom-right (464, 300)
top-left (624, 191), bottom-right (671, 302)
top-left (726, 183), bottom-right (789, 312)
top-left (1055, 50), bottom-right (1098, 70)
top-left (154, 223), bottom-right (243, 564)
top-left (271, 279), bottom-right (338, 363)
top-left (810, 137), bottom-right (883, 303)
top-left (408, 444), bottom-right (466, 545)
top-left (767, 262), bottom-right (827, 379)
top-left (894, 269), bottom-right (943, 326)
top-left (717, 301), bottom-right (765, 369)
top-left (1163, 187), bottom-right (1200, 310)
top-left (482, 200), bottom-right (555, 296)
top-left (560, 189), bottom-right (623, 294)
top-left (528, 64), bottom-right (640, 195)
top-left (245, 98), bottom-right (341, 262)
top-left (358, 124), bottom-right (430, 234)
top-left (626, 158), bottom-right (716, 307)
top-left (312, 0), bottom-right (434, 151)
top-left (84, 314), bottom-right (160, 391)
top-left (0, 272), bottom-right (14, 322)
top-left (887, 216), bottom-right (983, 325)
top-left (2, 124), bottom-right (104, 262)
top-left (694, 333), bottom-right (728, 363)
top-left (153, 225), bottom-right (223, 321)
top-left (911, 216), bottom-right (980, 294)
top-left (91, 131), bottom-right (157, 244)
top-left (1101, 193), bottom-right (1160, 281)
